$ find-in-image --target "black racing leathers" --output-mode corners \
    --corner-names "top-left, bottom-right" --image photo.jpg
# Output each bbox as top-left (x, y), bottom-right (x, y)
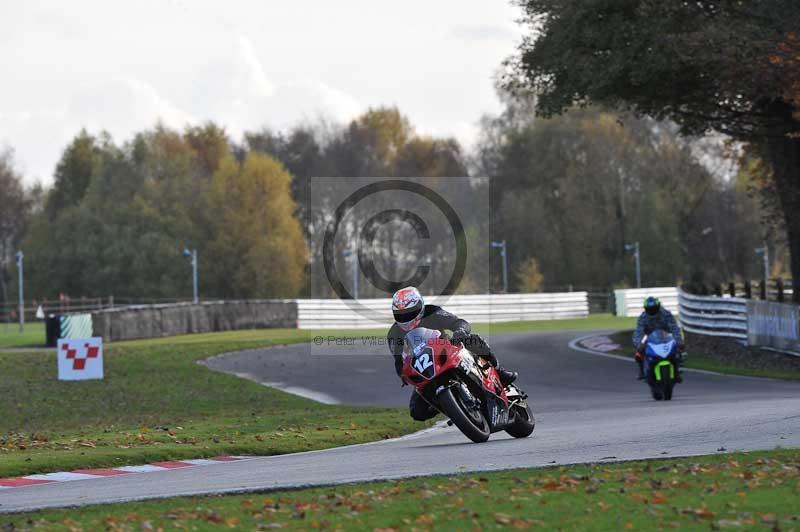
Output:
top-left (389, 304), bottom-right (496, 422)
top-left (388, 304), bottom-right (497, 376)
top-left (388, 304), bottom-right (469, 376)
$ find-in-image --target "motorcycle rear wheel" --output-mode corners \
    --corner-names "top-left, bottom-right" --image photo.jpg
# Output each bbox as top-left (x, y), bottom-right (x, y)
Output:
top-left (438, 386), bottom-right (490, 443)
top-left (505, 403), bottom-right (535, 438)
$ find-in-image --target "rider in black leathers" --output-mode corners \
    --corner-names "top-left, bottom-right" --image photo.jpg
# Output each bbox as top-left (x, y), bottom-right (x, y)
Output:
top-left (387, 286), bottom-right (517, 421)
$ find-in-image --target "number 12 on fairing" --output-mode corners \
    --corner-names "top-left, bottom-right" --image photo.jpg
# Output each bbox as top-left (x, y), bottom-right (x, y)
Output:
top-left (414, 352), bottom-right (433, 373)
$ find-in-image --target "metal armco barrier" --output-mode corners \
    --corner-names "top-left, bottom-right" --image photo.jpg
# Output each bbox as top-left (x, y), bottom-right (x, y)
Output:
top-left (614, 287), bottom-right (679, 317)
top-left (296, 293), bottom-right (589, 330)
top-left (677, 290), bottom-right (748, 342)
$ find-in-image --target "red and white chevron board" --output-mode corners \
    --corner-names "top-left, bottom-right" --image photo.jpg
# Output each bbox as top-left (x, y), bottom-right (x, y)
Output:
top-left (0, 456), bottom-right (254, 489)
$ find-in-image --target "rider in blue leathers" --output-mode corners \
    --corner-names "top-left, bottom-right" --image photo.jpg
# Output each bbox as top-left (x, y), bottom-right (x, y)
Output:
top-left (632, 296), bottom-right (684, 380)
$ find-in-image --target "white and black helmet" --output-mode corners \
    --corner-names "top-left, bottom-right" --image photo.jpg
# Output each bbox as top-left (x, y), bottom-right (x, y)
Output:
top-left (392, 286), bottom-right (424, 331)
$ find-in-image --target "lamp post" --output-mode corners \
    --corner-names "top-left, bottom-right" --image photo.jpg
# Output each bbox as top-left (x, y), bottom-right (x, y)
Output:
top-left (342, 248), bottom-right (358, 300)
top-left (491, 240), bottom-right (508, 293)
top-left (755, 242), bottom-right (769, 296)
top-left (182, 248), bottom-right (198, 304)
top-left (625, 242), bottom-right (641, 289)
top-left (15, 250), bottom-right (23, 332)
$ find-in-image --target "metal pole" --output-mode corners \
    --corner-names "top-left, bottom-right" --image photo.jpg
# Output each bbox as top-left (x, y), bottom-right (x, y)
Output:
top-left (624, 242), bottom-right (641, 289)
top-left (192, 250), bottom-right (199, 305)
top-left (352, 252), bottom-right (358, 300)
top-left (755, 243), bottom-right (770, 300)
top-left (184, 247), bottom-right (198, 304)
top-left (15, 251), bottom-right (23, 332)
top-left (343, 249), bottom-right (358, 299)
top-left (491, 240), bottom-right (509, 293)
top-left (501, 240), bottom-right (508, 293)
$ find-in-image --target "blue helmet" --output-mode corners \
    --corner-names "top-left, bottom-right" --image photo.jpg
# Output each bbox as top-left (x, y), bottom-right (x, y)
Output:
top-left (644, 296), bottom-right (661, 316)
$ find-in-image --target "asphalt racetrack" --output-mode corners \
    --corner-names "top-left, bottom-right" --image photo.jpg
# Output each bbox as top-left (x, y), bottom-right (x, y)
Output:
top-left (2, 330), bottom-right (799, 513)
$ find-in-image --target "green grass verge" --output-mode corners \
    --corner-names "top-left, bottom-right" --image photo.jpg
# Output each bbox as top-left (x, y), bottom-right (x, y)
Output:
top-left (5, 448), bottom-right (799, 530)
top-left (0, 328), bottom-right (423, 479)
top-left (0, 321), bottom-right (45, 348)
top-left (680, 357), bottom-right (800, 381)
top-left (606, 331), bottom-right (800, 381)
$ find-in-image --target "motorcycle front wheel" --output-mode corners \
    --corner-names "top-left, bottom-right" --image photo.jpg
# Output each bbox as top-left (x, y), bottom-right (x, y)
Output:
top-left (438, 386), bottom-right (490, 443)
top-left (505, 402), bottom-right (535, 438)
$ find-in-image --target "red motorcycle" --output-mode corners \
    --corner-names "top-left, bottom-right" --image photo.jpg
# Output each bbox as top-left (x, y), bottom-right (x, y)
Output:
top-left (401, 328), bottom-right (535, 443)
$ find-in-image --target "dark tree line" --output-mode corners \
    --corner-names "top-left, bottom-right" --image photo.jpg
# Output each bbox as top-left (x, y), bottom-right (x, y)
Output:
top-left (0, 101), bottom-right (782, 304)
top-left (509, 0), bottom-right (800, 299)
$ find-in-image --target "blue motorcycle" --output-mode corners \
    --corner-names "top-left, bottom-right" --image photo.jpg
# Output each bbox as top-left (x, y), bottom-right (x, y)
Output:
top-left (642, 330), bottom-right (679, 401)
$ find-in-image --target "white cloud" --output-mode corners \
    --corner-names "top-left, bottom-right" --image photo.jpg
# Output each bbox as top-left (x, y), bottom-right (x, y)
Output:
top-left (206, 35), bottom-right (362, 135)
top-left (451, 24), bottom-right (517, 42)
top-left (1, 34), bottom-right (363, 182)
top-left (66, 78), bottom-right (196, 137)
top-left (0, 1), bottom-right (524, 184)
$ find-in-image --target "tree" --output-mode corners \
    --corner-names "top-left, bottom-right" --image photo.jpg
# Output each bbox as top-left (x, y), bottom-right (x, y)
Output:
top-left (472, 95), bottom-right (766, 290)
top-left (510, 0), bottom-right (800, 300)
top-left (0, 149), bottom-right (32, 312)
top-left (516, 257), bottom-right (544, 292)
top-left (184, 122), bottom-right (230, 178)
top-left (241, 108), bottom-right (473, 298)
top-left (205, 153), bottom-right (308, 298)
top-left (46, 130), bottom-right (100, 219)
top-left (23, 124), bottom-right (228, 300)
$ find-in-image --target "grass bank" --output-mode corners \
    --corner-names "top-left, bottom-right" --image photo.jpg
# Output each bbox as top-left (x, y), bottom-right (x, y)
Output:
top-left (5, 448), bottom-right (799, 530)
top-left (0, 321), bottom-right (45, 348)
top-left (0, 329), bottom-right (422, 478)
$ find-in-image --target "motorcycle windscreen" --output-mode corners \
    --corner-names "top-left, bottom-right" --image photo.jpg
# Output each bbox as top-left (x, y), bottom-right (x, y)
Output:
top-left (403, 328), bottom-right (441, 380)
top-left (645, 330), bottom-right (675, 358)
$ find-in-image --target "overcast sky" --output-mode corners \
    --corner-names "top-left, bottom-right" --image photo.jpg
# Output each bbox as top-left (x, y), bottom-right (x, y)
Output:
top-left (0, 1), bottom-right (525, 184)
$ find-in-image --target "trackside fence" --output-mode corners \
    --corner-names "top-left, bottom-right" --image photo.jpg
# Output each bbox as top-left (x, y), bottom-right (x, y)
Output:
top-left (296, 292), bottom-right (590, 329)
top-left (614, 287), bottom-right (679, 317)
top-left (677, 290), bottom-right (748, 343)
top-left (43, 292), bottom-right (590, 341)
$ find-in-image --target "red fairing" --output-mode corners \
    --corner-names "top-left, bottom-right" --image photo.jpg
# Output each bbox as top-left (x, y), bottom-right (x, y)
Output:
top-left (481, 365), bottom-right (509, 404)
top-left (401, 337), bottom-right (508, 404)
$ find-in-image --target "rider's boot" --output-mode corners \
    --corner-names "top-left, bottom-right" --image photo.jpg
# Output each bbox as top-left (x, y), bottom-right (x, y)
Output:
top-left (636, 359), bottom-right (645, 380)
top-left (497, 367), bottom-right (518, 386)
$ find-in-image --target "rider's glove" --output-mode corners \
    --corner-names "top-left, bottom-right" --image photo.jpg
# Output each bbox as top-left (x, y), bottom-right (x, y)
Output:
top-left (451, 331), bottom-right (470, 346)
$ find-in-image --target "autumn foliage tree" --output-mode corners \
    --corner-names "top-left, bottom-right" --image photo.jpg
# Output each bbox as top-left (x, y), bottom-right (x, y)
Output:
top-left (22, 124), bottom-right (309, 300)
top-left (510, 0), bottom-right (800, 300)
top-left (205, 153), bottom-right (308, 298)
